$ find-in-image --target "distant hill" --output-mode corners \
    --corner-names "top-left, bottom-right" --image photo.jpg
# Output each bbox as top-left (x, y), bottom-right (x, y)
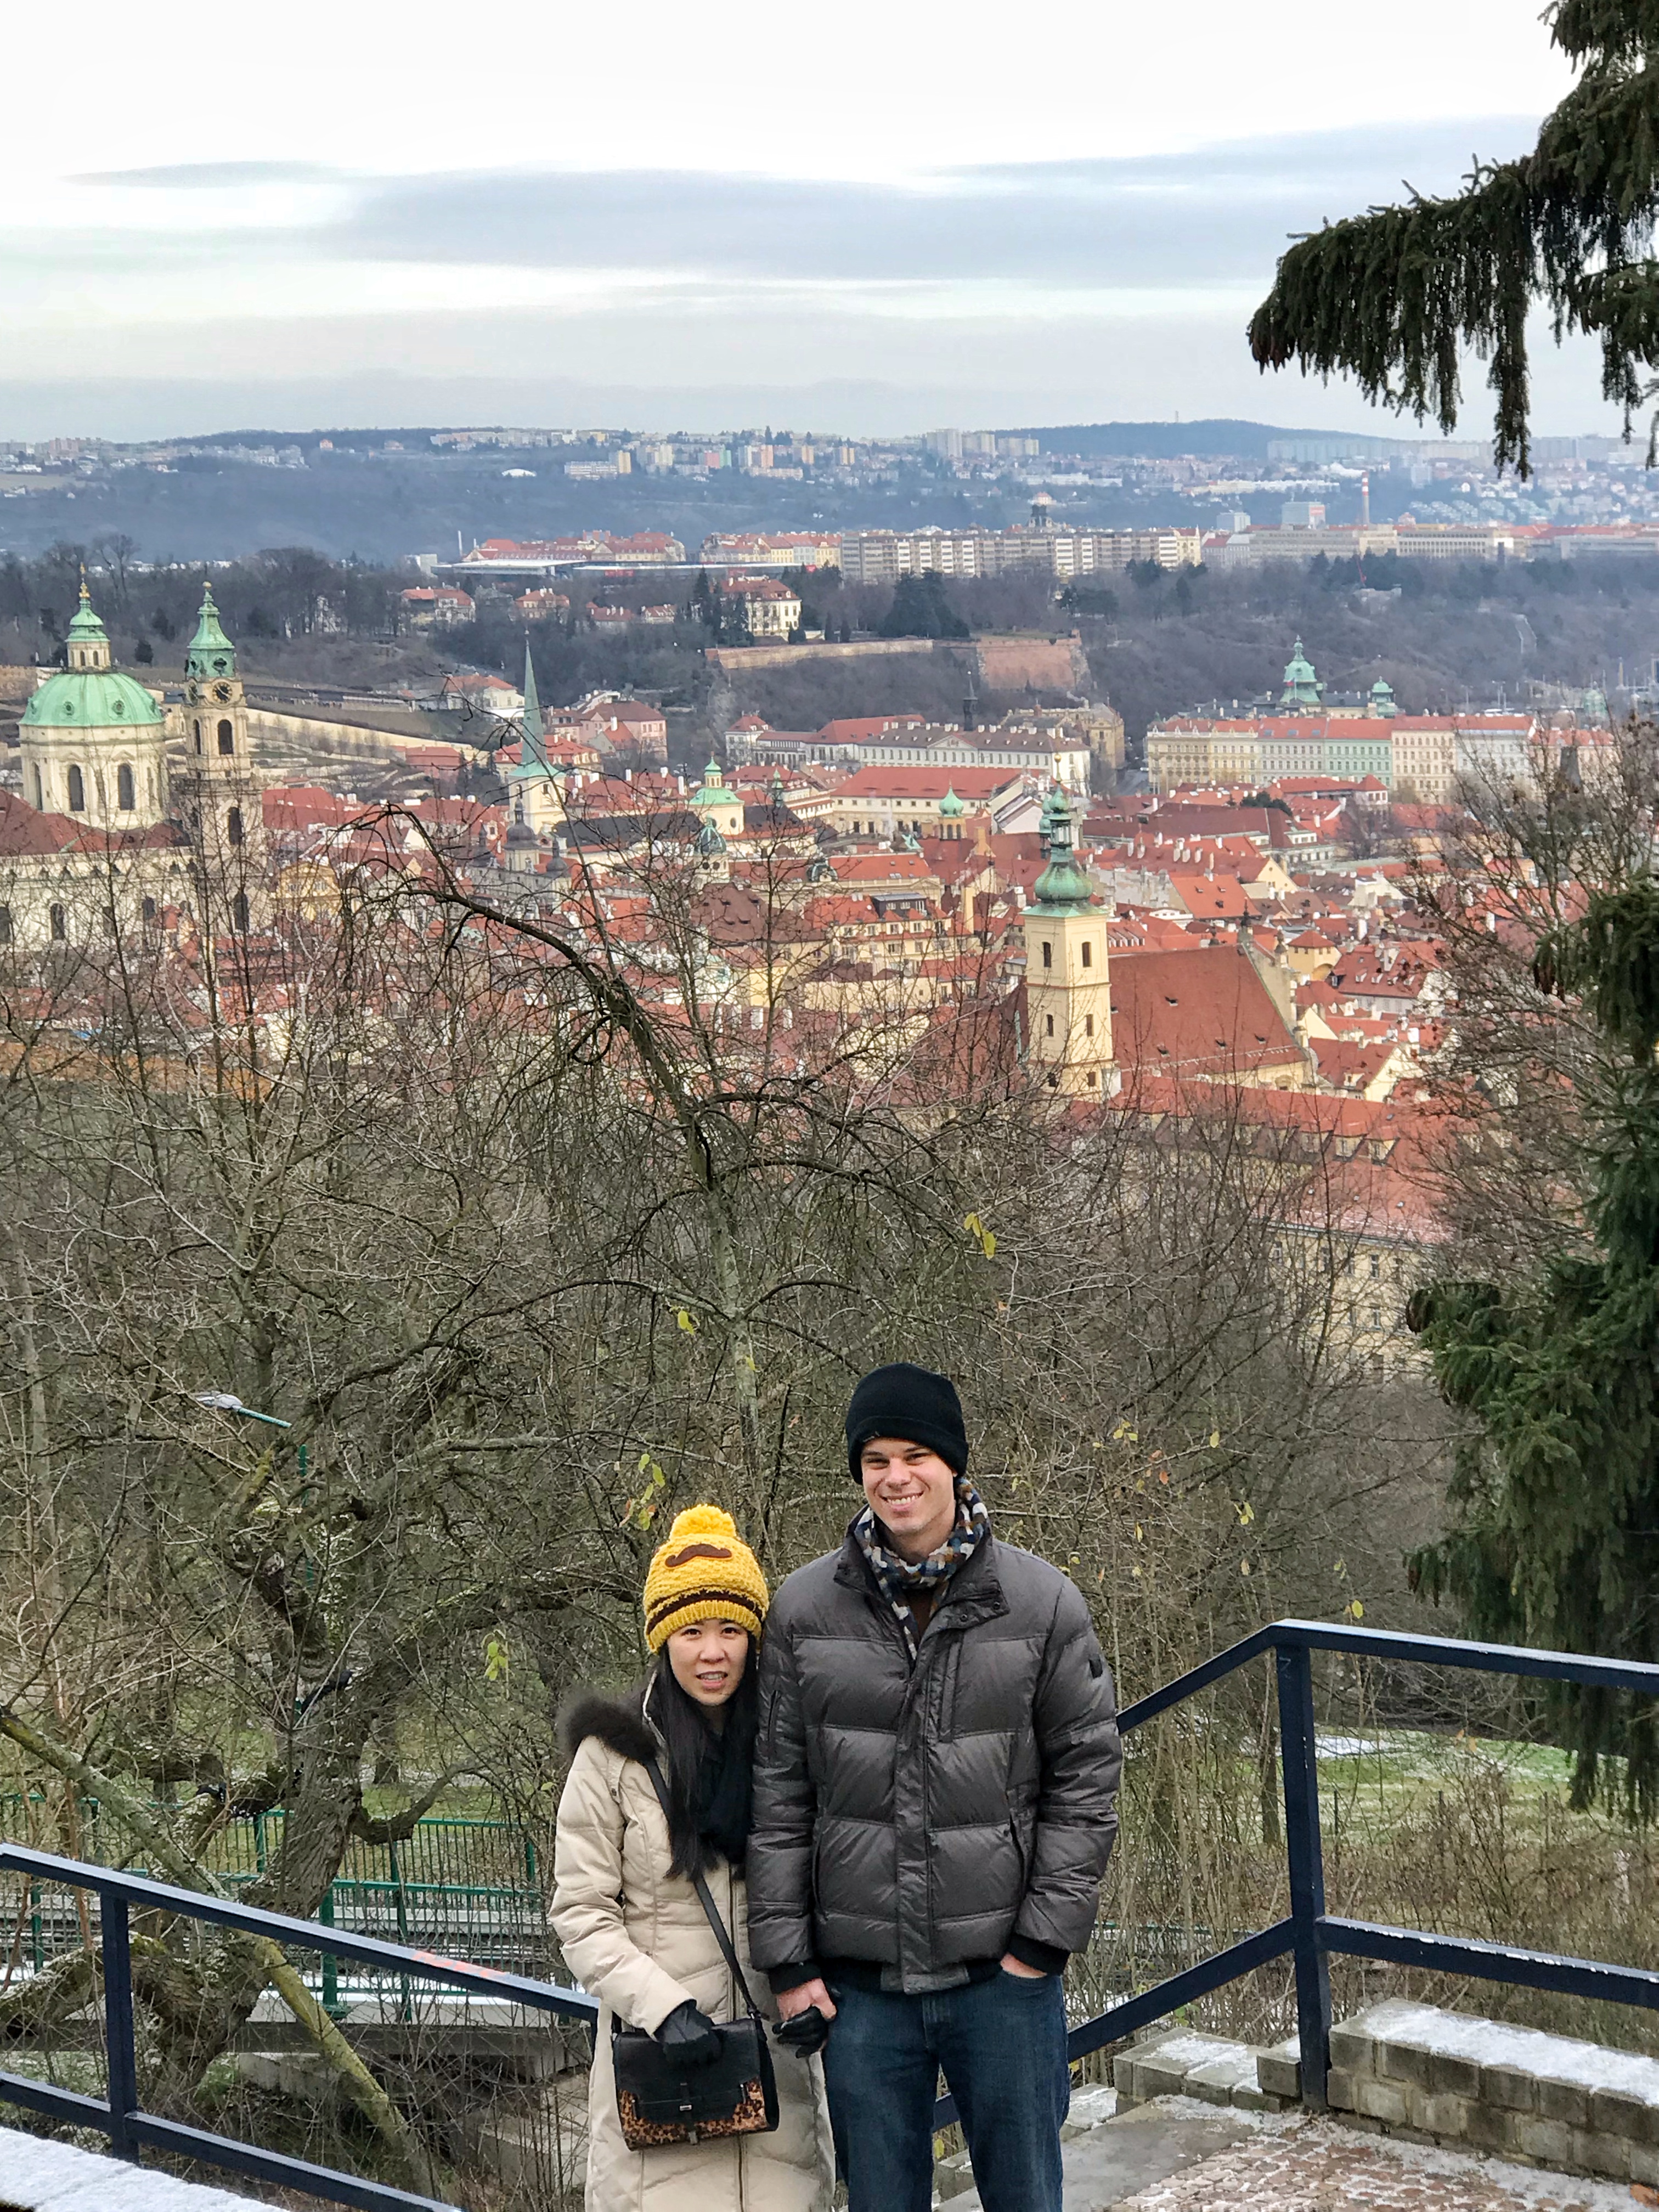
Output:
top-left (1023, 420), bottom-right (1396, 459)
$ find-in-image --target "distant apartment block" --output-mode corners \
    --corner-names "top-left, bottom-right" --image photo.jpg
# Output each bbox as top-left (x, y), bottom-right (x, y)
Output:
top-left (838, 524), bottom-right (1203, 584)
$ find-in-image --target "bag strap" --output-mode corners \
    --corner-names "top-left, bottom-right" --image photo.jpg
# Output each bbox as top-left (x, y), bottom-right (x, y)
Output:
top-left (642, 1756), bottom-right (765, 2025)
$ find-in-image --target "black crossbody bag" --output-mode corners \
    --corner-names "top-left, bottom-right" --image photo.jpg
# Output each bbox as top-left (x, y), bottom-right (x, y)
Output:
top-left (610, 1757), bottom-right (780, 2151)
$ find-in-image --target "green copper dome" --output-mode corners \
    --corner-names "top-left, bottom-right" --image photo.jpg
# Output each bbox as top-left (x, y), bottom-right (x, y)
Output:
top-left (184, 585), bottom-right (238, 681)
top-left (691, 756), bottom-right (731, 808)
top-left (1280, 637), bottom-right (1323, 710)
top-left (22, 668), bottom-right (163, 730)
top-left (24, 588), bottom-right (162, 731)
top-left (938, 784), bottom-right (966, 819)
top-left (1030, 786), bottom-right (1094, 914)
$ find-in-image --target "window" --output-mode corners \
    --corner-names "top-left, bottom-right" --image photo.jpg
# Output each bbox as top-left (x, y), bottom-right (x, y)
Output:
top-left (217, 719), bottom-right (234, 755)
top-left (231, 890), bottom-right (250, 933)
top-left (1085, 1014), bottom-right (1094, 1037)
top-left (117, 763), bottom-right (136, 811)
top-left (0, 906), bottom-right (11, 944)
top-left (29, 765), bottom-right (41, 810)
top-left (49, 904), bottom-right (66, 942)
top-left (1045, 1013), bottom-right (1054, 1037)
top-left (67, 765), bottom-right (84, 813)
top-left (1086, 1070), bottom-right (1097, 1088)
top-left (193, 719), bottom-right (202, 754)
top-left (1081, 941), bottom-right (1092, 968)
top-left (141, 896), bottom-right (156, 923)
top-left (1368, 1255), bottom-right (1381, 1279)
top-left (227, 806), bottom-right (244, 848)
top-left (1041, 940), bottom-right (1052, 969)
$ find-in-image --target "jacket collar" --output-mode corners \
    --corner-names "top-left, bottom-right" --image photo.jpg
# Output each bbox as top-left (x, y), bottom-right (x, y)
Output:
top-left (833, 1517), bottom-right (1008, 1628)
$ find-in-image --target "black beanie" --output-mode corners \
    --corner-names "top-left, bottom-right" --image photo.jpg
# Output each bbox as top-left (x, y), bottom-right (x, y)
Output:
top-left (845, 1363), bottom-right (969, 1482)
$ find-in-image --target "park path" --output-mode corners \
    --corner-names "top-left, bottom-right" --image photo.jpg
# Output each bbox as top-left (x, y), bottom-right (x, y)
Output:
top-left (947, 2103), bottom-right (1639, 2212)
top-left (1107, 2112), bottom-right (1635, 2212)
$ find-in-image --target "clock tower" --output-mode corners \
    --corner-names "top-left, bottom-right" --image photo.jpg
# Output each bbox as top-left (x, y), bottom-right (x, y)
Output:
top-left (183, 585), bottom-right (249, 780)
top-left (178, 586), bottom-right (263, 928)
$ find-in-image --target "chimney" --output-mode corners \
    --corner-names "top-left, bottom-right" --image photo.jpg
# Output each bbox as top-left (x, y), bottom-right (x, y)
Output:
top-left (1359, 471), bottom-right (1371, 528)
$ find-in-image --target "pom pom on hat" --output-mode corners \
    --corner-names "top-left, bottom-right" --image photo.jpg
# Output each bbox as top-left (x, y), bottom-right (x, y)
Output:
top-left (643, 1503), bottom-right (770, 1653)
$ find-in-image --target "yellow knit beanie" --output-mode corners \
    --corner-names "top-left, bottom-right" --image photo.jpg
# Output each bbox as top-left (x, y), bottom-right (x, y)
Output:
top-left (643, 1504), bottom-right (769, 1654)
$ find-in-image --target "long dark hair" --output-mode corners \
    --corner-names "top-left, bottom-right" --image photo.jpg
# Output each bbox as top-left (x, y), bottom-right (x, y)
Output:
top-left (645, 1640), bottom-right (758, 1880)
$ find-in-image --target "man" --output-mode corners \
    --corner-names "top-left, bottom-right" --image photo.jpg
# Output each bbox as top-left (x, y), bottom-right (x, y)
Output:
top-left (749, 1361), bottom-right (1121, 2212)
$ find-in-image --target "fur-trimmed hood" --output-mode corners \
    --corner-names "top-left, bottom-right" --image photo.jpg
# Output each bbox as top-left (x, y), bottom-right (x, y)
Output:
top-left (557, 1683), bottom-right (660, 1768)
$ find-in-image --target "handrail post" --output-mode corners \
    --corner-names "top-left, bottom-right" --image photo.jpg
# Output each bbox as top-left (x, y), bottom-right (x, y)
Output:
top-left (1276, 1640), bottom-right (1330, 2109)
top-left (101, 1891), bottom-right (140, 2161)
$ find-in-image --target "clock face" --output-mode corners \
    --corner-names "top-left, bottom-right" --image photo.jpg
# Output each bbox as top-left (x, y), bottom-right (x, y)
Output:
top-left (213, 683), bottom-right (233, 702)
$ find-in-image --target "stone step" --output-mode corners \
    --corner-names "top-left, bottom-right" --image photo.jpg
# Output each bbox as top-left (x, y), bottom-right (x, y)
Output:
top-left (1327, 1998), bottom-right (1659, 2187)
top-left (1112, 2028), bottom-right (1293, 2114)
top-left (934, 2082), bottom-right (1120, 2199)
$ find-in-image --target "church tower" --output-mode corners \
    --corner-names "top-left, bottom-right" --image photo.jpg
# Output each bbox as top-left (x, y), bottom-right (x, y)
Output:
top-left (19, 582), bottom-right (169, 828)
top-left (178, 586), bottom-right (263, 929)
top-left (1022, 785), bottom-right (1113, 1096)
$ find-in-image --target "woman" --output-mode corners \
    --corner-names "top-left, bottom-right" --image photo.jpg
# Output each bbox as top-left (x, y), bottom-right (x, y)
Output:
top-left (552, 1503), bottom-right (833, 2211)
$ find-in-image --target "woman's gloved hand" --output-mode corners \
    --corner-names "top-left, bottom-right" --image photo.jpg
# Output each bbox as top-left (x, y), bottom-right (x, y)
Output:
top-left (656, 2000), bottom-right (723, 2067)
top-left (772, 2005), bottom-right (830, 2057)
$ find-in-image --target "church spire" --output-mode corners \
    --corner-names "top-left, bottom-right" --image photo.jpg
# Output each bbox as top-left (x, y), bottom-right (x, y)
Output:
top-left (1030, 785), bottom-right (1093, 914)
top-left (521, 646), bottom-right (546, 772)
top-left (185, 584), bottom-right (238, 681)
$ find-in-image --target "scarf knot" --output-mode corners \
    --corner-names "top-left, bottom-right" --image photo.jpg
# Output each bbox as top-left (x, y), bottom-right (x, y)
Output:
top-left (854, 1477), bottom-right (990, 1659)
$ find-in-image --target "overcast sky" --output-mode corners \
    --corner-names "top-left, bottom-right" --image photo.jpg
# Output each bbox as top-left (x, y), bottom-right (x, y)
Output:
top-left (0, 0), bottom-right (1625, 441)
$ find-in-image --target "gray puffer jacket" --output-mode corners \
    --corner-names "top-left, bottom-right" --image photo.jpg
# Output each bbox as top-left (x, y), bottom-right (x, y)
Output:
top-left (747, 1526), bottom-right (1121, 1987)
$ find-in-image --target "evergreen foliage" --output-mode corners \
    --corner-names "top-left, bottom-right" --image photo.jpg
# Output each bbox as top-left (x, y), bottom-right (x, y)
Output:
top-left (1409, 877), bottom-right (1659, 1810)
top-left (877, 573), bottom-right (969, 639)
top-left (1249, 0), bottom-right (1659, 474)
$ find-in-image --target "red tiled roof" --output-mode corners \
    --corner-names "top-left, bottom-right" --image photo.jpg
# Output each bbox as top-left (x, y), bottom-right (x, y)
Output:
top-left (1108, 947), bottom-right (1304, 1078)
top-left (831, 765), bottom-right (1014, 800)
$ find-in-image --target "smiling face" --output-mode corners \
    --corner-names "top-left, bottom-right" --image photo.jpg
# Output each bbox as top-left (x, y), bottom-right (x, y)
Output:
top-left (859, 1436), bottom-right (960, 1561)
top-left (665, 1618), bottom-right (751, 1708)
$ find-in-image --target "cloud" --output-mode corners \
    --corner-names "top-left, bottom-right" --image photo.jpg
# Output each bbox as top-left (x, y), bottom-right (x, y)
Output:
top-left (59, 119), bottom-right (1545, 291)
top-left (7, 116), bottom-right (1624, 442)
top-left (72, 160), bottom-right (339, 189)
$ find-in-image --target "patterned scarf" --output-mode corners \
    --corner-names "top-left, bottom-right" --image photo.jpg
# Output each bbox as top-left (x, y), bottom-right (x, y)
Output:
top-left (854, 1477), bottom-right (990, 1660)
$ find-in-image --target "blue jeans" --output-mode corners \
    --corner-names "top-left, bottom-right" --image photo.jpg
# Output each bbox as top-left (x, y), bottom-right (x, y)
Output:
top-left (822, 1970), bottom-right (1070, 2212)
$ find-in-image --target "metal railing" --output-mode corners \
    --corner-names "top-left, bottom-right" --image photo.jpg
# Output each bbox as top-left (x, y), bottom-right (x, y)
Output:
top-left (0, 1800), bottom-right (550, 1976)
top-left (1045, 1617), bottom-right (1659, 2112)
top-left (0, 1843), bottom-right (597, 2212)
top-left (4, 1618), bottom-right (1659, 2204)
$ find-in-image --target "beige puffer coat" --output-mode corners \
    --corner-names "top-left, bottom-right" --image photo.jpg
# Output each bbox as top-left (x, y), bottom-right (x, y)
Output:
top-left (550, 1688), bottom-right (833, 2212)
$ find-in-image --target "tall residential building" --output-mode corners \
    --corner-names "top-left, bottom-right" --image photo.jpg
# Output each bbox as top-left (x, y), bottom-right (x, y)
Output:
top-left (839, 524), bottom-right (1201, 584)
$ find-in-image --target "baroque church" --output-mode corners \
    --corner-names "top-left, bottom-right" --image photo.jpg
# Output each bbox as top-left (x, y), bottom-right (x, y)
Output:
top-left (0, 583), bottom-right (263, 949)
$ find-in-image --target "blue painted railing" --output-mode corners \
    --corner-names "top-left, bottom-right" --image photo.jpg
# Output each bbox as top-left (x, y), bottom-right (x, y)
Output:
top-left (3, 1618), bottom-right (1658, 2205)
top-left (1053, 1619), bottom-right (1659, 2101)
top-left (0, 1844), bottom-right (596, 2212)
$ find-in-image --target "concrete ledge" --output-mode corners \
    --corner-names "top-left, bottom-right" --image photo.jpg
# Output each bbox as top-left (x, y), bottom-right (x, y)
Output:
top-left (0, 2124), bottom-right (258, 2209)
top-left (1323, 2000), bottom-right (1659, 2185)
